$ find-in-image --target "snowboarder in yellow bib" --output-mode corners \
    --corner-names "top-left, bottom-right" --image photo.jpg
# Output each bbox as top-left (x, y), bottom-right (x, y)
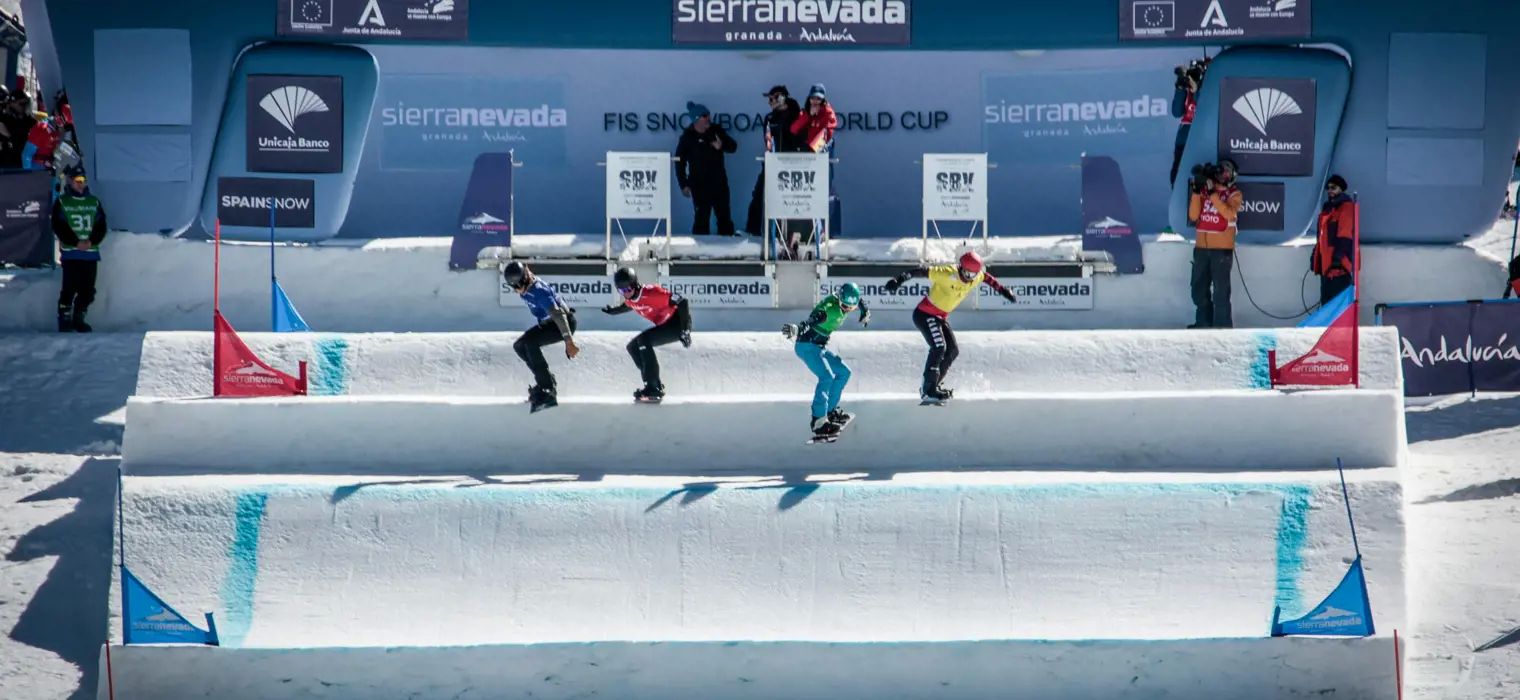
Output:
top-left (884, 251), bottom-right (1016, 404)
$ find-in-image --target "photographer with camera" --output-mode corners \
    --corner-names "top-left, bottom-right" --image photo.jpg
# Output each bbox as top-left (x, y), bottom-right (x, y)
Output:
top-left (1169, 58), bottom-right (1209, 186)
top-left (1186, 158), bottom-right (1242, 328)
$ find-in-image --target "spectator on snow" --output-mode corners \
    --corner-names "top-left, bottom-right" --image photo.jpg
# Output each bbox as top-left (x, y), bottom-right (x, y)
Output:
top-left (745, 84), bottom-right (804, 236)
top-left (791, 83), bottom-right (837, 154)
top-left (675, 101), bottom-right (739, 236)
top-left (1313, 174), bottom-right (1357, 305)
top-left (52, 166), bottom-right (108, 333)
top-left (1186, 158), bottom-right (1242, 328)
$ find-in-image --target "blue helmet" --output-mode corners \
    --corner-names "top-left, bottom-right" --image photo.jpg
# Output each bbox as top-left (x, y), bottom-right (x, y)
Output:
top-left (838, 282), bottom-right (862, 307)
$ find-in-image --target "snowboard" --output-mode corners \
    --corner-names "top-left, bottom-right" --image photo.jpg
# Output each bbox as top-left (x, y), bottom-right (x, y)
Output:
top-left (806, 414), bottom-right (854, 444)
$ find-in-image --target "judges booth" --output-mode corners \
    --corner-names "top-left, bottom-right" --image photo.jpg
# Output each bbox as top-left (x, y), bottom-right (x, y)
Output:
top-left (501, 150), bottom-right (1096, 311)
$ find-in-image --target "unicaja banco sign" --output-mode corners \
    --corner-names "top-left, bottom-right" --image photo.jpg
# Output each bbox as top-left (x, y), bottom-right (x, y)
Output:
top-left (247, 75), bottom-right (344, 173)
top-left (673, 0), bottom-right (911, 45)
top-left (1219, 77), bottom-right (1315, 176)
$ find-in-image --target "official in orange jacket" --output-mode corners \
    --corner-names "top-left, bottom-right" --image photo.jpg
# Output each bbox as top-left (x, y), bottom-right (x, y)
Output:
top-left (1186, 158), bottom-right (1243, 328)
top-left (1313, 174), bottom-right (1356, 305)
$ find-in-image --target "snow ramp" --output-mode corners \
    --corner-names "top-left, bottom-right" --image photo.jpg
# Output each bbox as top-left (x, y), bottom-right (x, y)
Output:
top-left (104, 328), bottom-right (1409, 698)
top-left (104, 469), bottom-right (1404, 699)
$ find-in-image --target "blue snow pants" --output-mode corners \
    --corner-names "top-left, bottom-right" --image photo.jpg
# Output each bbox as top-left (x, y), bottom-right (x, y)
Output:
top-left (794, 341), bottom-right (851, 419)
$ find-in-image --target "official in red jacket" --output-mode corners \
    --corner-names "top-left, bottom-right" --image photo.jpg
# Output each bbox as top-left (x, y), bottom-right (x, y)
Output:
top-left (790, 84), bottom-right (837, 154)
top-left (602, 267), bottom-right (693, 403)
top-left (1313, 174), bottom-right (1357, 305)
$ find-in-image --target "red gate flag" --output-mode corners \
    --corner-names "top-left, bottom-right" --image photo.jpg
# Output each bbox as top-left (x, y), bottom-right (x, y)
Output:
top-left (212, 218), bottom-right (307, 397)
top-left (1271, 300), bottom-right (1358, 387)
top-left (214, 311), bottom-right (307, 397)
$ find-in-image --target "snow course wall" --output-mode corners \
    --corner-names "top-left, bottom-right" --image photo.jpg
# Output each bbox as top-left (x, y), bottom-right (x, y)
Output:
top-left (121, 389), bottom-right (1405, 474)
top-left (133, 327), bottom-right (1404, 399)
top-left (102, 471), bottom-right (1404, 697)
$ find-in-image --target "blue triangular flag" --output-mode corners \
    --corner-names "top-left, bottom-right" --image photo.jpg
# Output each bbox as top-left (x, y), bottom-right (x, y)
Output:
top-left (122, 566), bottom-right (219, 645)
top-left (1271, 556), bottom-right (1374, 637)
top-left (272, 279), bottom-right (310, 332)
top-left (1298, 284), bottom-right (1356, 328)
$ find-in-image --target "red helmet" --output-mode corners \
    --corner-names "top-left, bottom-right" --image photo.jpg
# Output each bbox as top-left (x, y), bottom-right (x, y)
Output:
top-left (958, 251), bottom-right (984, 278)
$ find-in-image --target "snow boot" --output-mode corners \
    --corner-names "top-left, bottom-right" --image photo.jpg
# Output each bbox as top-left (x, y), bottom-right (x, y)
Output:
top-left (634, 384), bottom-right (665, 404)
top-left (529, 385), bottom-right (558, 413)
top-left (71, 309), bottom-right (93, 333)
top-left (826, 407), bottom-right (854, 426)
top-left (810, 416), bottom-right (841, 438)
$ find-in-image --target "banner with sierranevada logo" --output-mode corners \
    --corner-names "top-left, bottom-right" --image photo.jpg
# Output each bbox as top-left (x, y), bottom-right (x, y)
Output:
top-left (1218, 77), bottom-right (1316, 176)
top-left (277, 0), bottom-right (469, 41)
top-left (672, 0), bottom-right (910, 45)
top-left (378, 75), bottom-right (568, 171)
top-left (247, 75), bottom-right (344, 173)
top-left (606, 152), bottom-right (672, 221)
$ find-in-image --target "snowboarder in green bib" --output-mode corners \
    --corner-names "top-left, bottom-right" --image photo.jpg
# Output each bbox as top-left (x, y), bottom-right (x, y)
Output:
top-left (782, 282), bottom-right (870, 440)
top-left (51, 165), bottom-right (107, 332)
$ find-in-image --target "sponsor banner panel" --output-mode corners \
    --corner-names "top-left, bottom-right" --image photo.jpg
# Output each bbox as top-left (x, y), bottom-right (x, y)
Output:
top-left (672, 0), bottom-right (911, 45)
top-left (922, 153), bottom-right (988, 222)
top-left (277, 0), bottom-right (470, 41)
top-left (1120, 0), bottom-right (1311, 42)
top-left (606, 151), bottom-right (672, 220)
top-left (217, 177), bottom-right (316, 228)
top-left (1218, 77), bottom-right (1316, 176)
top-left (665, 275), bottom-right (775, 308)
top-left (247, 74), bottom-right (344, 173)
top-left (977, 277), bottom-right (1096, 310)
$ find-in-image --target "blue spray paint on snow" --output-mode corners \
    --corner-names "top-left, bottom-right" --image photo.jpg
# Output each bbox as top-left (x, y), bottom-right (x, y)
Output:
top-left (1272, 486), bottom-right (1312, 618)
top-left (310, 337), bottom-right (350, 395)
top-left (220, 491), bottom-right (268, 648)
top-left (1249, 331), bottom-right (1277, 389)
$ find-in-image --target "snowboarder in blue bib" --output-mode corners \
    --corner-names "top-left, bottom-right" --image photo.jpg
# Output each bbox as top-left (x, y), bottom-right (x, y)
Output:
top-left (503, 261), bottom-right (580, 413)
top-left (782, 282), bottom-right (870, 440)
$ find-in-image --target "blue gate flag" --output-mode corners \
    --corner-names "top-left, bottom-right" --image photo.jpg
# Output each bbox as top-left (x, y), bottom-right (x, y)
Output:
top-left (272, 279), bottom-right (310, 332)
top-left (1299, 284), bottom-right (1355, 328)
top-left (1271, 555), bottom-right (1375, 637)
top-left (122, 566), bottom-right (220, 645)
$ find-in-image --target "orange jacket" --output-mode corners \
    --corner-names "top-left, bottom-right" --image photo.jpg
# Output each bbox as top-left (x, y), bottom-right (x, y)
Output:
top-left (1188, 185), bottom-right (1243, 250)
top-left (1314, 194), bottom-right (1356, 278)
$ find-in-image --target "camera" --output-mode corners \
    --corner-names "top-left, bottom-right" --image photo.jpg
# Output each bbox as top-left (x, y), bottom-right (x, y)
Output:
top-left (1189, 159), bottom-right (1238, 194)
top-left (1174, 58), bottom-right (1209, 91)
top-left (1189, 162), bottom-right (1222, 194)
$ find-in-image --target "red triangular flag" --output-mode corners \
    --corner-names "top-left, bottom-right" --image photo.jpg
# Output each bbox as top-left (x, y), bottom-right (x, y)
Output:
top-left (1272, 302), bottom-right (1357, 387)
top-left (214, 311), bottom-right (307, 397)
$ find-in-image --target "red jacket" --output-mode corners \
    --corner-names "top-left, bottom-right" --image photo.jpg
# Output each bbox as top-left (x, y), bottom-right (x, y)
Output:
top-left (790, 103), bottom-right (837, 153)
top-left (27, 120), bottom-right (62, 168)
top-left (1314, 194), bottom-right (1356, 279)
top-left (625, 284), bottom-right (678, 325)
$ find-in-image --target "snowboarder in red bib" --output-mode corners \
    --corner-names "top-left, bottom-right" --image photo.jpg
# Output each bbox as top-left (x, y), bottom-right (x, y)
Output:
top-left (601, 267), bottom-right (692, 403)
top-left (883, 251), bottom-right (1016, 404)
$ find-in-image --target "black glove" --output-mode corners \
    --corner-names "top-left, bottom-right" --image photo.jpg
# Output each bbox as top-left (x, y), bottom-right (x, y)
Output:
top-left (999, 287), bottom-right (1017, 304)
top-left (884, 278), bottom-right (902, 293)
top-left (601, 304), bottom-right (620, 314)
top-left (859, 307), bottom-right (871, 327)
top-left (782, 323), bottom-right (798, 339)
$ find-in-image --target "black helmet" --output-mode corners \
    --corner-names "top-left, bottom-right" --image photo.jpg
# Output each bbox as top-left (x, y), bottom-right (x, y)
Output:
top-left (502, 261), bottom-right (528, 288)
top-left (614, 266), bottom-right (639, 290)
